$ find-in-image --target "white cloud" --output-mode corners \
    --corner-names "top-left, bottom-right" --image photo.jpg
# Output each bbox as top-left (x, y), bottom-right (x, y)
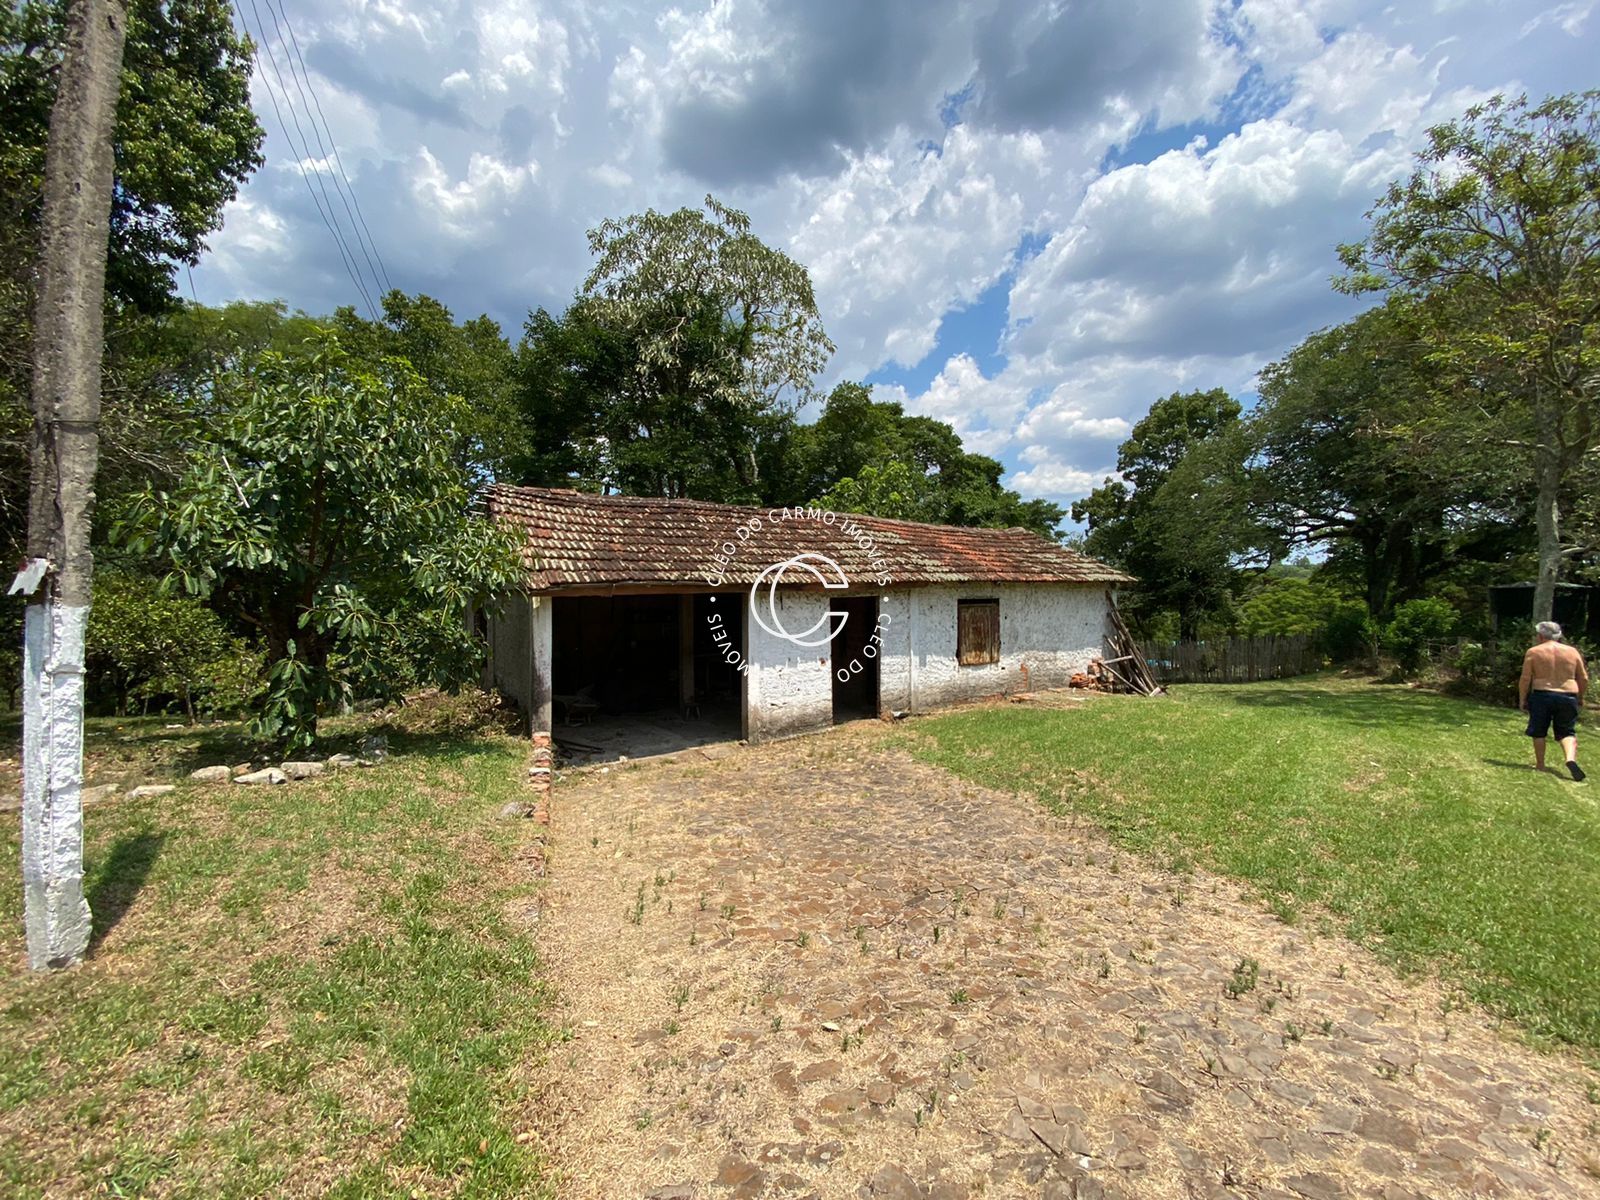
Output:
top-left (190, 0), bottom-right (1596, 511)
top-left (1006, 451), bottom-right (1101, 501)
top-left (409, 148), bottom-right (535, 234)
top-left (782, 123), bottom-right (1078, 380)
top-left (875, 352), bottom-right (1035, 456)
top-left (1520, 2), bottom-right (1595, 37)
top-left (586, 163), bottom-right (633, 188)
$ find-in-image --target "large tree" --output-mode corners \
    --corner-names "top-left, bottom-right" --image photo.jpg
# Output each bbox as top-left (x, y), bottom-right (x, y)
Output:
top-left (1251, 305), bottom-right (1522, 617)
top-left (1073, 389), bottom-right (1262, 637)
top-left (1338, 91), bottom-right (1600, 622)
top-left (582, 195), bottom-right (834, 415)
top-left (1, 0), bottom-right (261, 309)
top-left (513, 296), bottom-right (777, 501)
top-left (790, 382), bottom-right (1065, 536)
top-left (333, 291), bottom-right (523, 480)
top-left (118, 335), bottom-right (523, 750)
top-left (517, 195), bottom-right (834, 500)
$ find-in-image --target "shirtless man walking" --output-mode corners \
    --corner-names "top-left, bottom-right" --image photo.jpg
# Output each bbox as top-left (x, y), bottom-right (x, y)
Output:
top-left (1519, 621), bottom-right (1589, 781)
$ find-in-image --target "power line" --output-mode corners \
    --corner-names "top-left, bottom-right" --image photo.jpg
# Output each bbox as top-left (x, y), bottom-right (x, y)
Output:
top-left (246, 0), bottom-right (377, 314)
top-left (233, 0), bottom-right (377, 316)
top-left (261, 0), bottom-right (394, 300)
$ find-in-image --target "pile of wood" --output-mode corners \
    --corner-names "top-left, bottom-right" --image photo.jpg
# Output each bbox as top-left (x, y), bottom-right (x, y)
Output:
top-left (1093, 605), bottom-right (1163, 696)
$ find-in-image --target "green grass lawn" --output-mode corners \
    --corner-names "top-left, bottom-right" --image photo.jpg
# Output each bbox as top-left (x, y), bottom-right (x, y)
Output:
top-left (909, 676), bottom-right (1600, 1055)
top-left (0, 696), bottom-right (555, 1199)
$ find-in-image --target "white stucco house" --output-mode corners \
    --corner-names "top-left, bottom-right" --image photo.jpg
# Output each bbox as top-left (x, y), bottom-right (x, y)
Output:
top-left (480, 484), bottom-right (1133, 742)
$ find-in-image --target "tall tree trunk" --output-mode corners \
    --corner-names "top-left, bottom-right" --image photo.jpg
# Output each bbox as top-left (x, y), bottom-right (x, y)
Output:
top-left (1359, 526), bottom-right (1394, 619)
top-left (1531, 392), bottom-right (1563, 625)
top-left (13, 0), bottom-right (127, 970)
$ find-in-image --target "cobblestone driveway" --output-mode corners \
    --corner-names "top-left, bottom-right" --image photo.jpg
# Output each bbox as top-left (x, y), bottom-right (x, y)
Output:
top-left (528, 718), bottom-right (1600, 1200)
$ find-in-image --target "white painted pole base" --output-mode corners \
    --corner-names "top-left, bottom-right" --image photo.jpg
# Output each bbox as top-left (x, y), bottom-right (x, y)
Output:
top-left (20, 600), bottom-right (93, 970)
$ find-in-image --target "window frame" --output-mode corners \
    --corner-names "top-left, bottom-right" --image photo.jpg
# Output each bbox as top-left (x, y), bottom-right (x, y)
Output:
top-left (956, 598), bottom-right (1000, 666)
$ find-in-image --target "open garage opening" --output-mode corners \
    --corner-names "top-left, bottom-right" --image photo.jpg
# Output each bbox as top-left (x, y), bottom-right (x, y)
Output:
top-left (551, 592), bottom-right (745, 763)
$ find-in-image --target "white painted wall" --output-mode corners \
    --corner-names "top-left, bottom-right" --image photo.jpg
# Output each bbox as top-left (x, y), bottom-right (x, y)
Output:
top-left (744, 582), bottom-right (1111, 740)
top-left (485, 593), bottom-right (553, 731)
top-left (879, 583), bottom-right (1111, 713)
top-left (745, 589), bottom-right (835, 740)
top-left (486, 593), bottom-right (531, 709)
top-left (490, 582), bottom-right (1111, 742)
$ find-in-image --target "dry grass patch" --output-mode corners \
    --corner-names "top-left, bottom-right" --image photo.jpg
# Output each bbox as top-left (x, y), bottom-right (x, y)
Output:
top-left (0, 693), bottom-right (555, 1199)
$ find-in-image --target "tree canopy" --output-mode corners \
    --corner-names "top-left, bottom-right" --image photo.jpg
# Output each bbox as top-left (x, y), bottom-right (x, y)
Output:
top-left (118, 335), bottom-right (523, 749)
top-left (1074, 389), bottom-right (1260, 637)
top-left (0, 0), bottom-right (263, 561)
top-left (1339, 90), bottom-right (1600, 622)
top-left (1, 0), bottom-right (263, 310)
top-left (582, 195), bottom-right (834, 416)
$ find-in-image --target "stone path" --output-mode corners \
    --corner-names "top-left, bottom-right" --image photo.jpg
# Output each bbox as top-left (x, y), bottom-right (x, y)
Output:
top-left (526, 719), bottom-right (1600, 1199)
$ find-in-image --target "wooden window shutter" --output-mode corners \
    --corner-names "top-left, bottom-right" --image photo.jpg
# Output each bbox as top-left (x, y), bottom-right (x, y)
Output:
top-left (957, 599), bottom-right (1000, 665)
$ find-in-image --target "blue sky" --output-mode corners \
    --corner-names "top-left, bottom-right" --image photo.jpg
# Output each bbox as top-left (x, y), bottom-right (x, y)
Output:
top-left (192, 0), bottom-right (1600, 509)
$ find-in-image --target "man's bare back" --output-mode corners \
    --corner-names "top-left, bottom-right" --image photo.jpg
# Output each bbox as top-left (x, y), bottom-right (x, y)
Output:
top-left (1521, 640), bottom-right (1588, 695)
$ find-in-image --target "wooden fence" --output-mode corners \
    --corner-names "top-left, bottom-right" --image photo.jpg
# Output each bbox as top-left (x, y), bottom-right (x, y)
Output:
top-left (1138, 635), bottom-right (1321, 685)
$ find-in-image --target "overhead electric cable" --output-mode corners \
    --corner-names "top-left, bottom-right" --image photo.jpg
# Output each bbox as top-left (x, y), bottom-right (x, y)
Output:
top-left (233, 0), bottom-right (377, 315)
top-left (262, 0), bottom-right (394, 300)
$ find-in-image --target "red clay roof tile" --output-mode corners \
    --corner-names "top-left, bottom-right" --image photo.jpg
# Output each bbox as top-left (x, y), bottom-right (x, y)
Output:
top-left (485, 484), bottom-right (1134, 590)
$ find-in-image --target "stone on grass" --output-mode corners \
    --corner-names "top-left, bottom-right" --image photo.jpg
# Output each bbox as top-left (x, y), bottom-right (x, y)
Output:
top-left (358, 733), bottom-right (388, 761)
top-left (500, 800), bottom-right (534, 820)
top-left (81, 783), bottom-right (119, 804)
top-left (280, 761), bottom-right (325, 780)
top-left (869, 1165), bottom-right (921, 1199)
top-left (234, 767), bottom-right (287, 785)
top-left (128, 784), bottom-right (175, 798)
top-left (189, 766), bottom-right (232, 783)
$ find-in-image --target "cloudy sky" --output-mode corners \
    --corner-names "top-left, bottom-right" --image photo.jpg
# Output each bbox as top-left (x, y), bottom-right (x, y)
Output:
top-left (192, 0), bottom-right (1599, 509)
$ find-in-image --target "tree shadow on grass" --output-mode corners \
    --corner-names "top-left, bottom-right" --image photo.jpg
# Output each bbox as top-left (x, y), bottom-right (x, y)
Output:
top-left (86, 829), bottom-right (168, 953)
top-left (1223, 685), bottom-right (1513, 731)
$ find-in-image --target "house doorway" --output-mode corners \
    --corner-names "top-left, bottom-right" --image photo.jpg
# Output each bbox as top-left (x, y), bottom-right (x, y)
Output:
top-left (830, 595), bottom-right (880, 724)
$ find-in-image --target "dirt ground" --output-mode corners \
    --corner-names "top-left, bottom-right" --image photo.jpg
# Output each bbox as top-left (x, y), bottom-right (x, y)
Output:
top-left (526, 711), bottom-right (1600, 1200)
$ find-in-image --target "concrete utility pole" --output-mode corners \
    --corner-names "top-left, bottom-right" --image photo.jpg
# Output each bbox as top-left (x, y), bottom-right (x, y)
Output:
top-left (9, 0), bottom-right (128, 970)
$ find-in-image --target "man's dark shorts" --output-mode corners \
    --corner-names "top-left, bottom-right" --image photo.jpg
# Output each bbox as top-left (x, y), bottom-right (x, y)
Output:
top-left (1526, 690), bottom-right (1580, 740)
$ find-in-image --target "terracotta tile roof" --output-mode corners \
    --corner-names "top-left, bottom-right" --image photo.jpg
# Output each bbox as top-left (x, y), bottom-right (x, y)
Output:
top-left (485, 485), bottom-right (1134, 590)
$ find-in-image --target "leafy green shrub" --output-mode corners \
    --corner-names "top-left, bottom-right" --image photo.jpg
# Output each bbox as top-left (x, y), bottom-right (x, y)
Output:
top-left (1322, 601), bottom-right (1377, 664)
top-left (1381, 597), bottom-right (1457, 675)
top-left (1454, 640), bottom-right (1491, 682)
top-left (87, 572), bottom-right (261, 717)
top-left (1236, 578), bottom-right (1339, 638)
top-left (118, 336), bottom-right (524, 751)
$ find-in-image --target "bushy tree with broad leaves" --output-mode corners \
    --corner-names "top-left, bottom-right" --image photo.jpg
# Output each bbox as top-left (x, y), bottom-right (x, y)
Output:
top-left (86, 569), bottom-right (261, 718)
top-left (117, 335), bottom-right (524, 751)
